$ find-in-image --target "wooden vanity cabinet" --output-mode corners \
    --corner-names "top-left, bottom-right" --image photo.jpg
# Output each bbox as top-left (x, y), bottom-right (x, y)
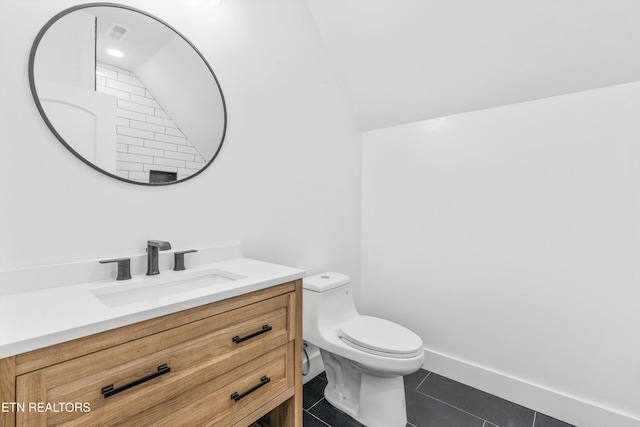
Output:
top-left (0, 280), bottom-right (303, 427)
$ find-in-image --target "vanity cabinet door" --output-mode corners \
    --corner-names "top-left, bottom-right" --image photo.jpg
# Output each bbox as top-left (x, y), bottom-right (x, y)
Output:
top-left (15, 293), bottom-right (294, 426)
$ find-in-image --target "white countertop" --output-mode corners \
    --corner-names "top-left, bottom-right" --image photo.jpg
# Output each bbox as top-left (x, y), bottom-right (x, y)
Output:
top-left (0, 257), bottom-right (305, 359)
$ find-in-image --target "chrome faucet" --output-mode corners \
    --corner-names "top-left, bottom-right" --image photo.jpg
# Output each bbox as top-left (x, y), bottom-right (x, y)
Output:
top-left (146, 240), bottom-right (172, 275)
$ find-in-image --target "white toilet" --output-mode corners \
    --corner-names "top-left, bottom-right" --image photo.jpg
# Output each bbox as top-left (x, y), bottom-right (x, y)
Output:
top-left (303, 272), bottom-right (425, 427)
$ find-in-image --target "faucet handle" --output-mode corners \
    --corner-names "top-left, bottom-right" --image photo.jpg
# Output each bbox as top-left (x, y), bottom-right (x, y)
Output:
top-left (174, 249), bottom-right (197, 271)
top-left (99, 258), bottom-right (132, 280)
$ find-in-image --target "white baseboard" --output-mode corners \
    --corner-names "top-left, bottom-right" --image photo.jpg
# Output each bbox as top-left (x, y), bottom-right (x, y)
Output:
top-left (422, 347), bottom-right (640, 427)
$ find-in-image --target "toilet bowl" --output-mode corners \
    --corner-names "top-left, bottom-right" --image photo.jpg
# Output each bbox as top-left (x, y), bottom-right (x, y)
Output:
top-left (303, 272), bottom-right (424, 427)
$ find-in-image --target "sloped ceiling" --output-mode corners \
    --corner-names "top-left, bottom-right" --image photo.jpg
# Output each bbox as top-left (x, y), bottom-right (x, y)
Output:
top-left (306, 0), bottom-right (640, 131)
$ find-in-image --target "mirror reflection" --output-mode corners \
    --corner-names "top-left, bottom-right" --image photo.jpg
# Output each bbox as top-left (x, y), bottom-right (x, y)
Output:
top-left (30, 4), bottom-right (226, 185)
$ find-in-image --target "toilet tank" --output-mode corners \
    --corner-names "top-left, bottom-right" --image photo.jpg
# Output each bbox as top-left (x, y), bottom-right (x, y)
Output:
top-left (303, 272), bottom-right (359, 344)
top-left (303, 272), bottom-right (351, 292)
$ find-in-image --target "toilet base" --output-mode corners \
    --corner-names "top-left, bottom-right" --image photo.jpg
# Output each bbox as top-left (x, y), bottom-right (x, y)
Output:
top-left (321, 350), bottom-right (408, 427)
top-left (302, 341), bottom-right (325, 385)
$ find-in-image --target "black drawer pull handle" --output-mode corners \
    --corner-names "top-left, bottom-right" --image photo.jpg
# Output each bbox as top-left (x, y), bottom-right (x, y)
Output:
top-left (101, 364), bottom-right (170, 398)
top-left (232, 324), bottom-right (272, 344)
top-left (231, 376), bottom-right (271, 401)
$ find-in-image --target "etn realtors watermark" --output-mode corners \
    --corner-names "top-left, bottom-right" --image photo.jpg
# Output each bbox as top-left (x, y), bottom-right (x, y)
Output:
top-left (2, 402), bottom-right (91, 413)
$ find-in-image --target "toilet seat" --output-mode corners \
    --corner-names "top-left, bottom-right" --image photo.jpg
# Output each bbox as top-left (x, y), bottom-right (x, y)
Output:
top-left (338, 316), bottom-right (423, 358)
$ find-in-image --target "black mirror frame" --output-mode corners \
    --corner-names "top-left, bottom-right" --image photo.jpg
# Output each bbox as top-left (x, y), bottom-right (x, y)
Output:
top-left (28, 2), bottom-right (227, 186)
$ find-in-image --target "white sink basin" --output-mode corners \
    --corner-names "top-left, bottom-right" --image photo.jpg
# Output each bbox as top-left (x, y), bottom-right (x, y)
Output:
top-left (91, 269), bottom-right (245, 307)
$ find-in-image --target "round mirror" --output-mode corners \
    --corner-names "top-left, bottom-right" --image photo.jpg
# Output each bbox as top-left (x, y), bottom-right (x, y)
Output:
top-left (29, 3), bottom-right (227, 185)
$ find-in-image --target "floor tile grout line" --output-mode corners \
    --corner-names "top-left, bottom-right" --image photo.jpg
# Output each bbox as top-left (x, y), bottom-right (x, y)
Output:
top-left (307, 397), bottom-right (326, 412)
top-left (304, 409), bottom-right (332, 427)
top-left (415, 370), bottom-right (431, 390)
top-left (412, 388), bottom-right (499, 426)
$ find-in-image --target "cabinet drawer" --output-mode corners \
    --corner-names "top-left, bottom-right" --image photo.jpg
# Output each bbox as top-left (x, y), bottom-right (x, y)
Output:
top-left (16, 294), bottom-right (293, 426)
top-left (126, 342), bottom-right (294, 427)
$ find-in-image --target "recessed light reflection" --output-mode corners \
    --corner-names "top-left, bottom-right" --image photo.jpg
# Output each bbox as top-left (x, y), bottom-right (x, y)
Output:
top-left (107, 49), bottom-right (124, 58)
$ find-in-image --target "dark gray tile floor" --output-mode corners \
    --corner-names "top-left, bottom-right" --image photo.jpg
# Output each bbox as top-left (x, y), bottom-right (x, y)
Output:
top-left (303, 369), bottom-right (576, 427)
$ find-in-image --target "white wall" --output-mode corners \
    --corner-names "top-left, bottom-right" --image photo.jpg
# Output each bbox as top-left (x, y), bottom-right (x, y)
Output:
top-left (0, 0), bottom-right (362, 298)
top-left (362, 82), bottom-right (640, 427)
top-left (34, 9), bottom-right (94, 91)
top-left (136, 36), bottom-right (225, 161)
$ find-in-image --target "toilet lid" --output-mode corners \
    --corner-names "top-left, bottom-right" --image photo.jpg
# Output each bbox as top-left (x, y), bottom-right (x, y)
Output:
top-left (338, 316), bottom-right (423, 357)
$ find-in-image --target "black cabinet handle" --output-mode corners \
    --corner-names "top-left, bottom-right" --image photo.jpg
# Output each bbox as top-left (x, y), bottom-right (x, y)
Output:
top-left (102, 364), bottom-right (170, 398)
top-left (232, 324), bottom-right (272, 344)
top-left (231, 376), bottom-right (270, 401)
